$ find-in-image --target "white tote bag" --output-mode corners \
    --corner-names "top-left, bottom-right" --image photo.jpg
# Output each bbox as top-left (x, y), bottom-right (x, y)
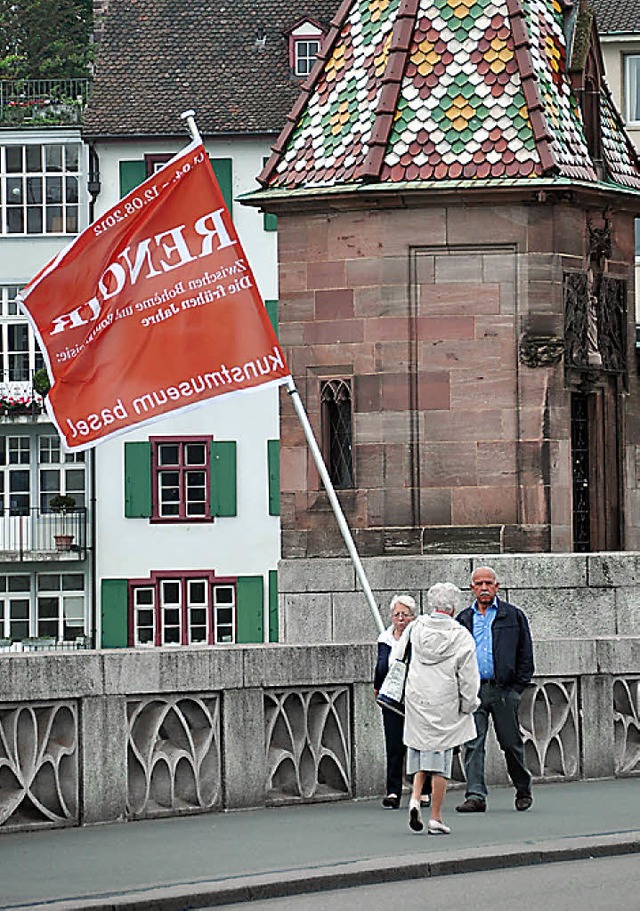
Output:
top-left (376, 635), bottom-right (411, 716)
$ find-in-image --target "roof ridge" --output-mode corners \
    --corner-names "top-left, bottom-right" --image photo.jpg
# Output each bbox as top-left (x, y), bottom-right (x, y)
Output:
top-left (506, 0), bottom-right (557, 174)
top-left (358, 0), bottom-right (422, 181)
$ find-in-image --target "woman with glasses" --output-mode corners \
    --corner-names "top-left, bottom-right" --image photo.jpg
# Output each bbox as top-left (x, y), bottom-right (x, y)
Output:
top-left (374, 594), bottom-right (432, 810)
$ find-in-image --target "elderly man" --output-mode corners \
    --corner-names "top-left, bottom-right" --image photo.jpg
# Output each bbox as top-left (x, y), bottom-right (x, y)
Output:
top-left (455, 565), bottom-right (534, 813)
top-left (402, 582), bottom-right (480, 835)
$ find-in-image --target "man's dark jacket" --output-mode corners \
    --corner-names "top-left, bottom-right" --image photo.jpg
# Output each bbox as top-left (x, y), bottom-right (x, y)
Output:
top-left (456, 597), bottom-right (534, 693)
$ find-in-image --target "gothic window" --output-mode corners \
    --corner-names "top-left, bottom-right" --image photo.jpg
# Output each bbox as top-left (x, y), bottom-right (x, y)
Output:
top-left (320, 379), bottom-right (354, 489)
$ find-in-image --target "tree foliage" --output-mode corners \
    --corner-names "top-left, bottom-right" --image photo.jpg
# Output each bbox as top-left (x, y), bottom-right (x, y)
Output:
top-left (0, 0), bottom-right (93, 79)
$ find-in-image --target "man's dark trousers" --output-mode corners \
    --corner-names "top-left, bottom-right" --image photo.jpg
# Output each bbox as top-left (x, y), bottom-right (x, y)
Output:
top-left (463, 680), bottom-right (531, 801)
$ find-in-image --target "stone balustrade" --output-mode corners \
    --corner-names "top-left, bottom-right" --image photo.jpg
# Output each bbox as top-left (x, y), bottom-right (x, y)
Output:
top-left (0, 637), bottom-right (638, 831)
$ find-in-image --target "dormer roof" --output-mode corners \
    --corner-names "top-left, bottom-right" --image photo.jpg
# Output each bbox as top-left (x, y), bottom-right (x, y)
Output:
top-left (258, 0), bottom-right (640, 194)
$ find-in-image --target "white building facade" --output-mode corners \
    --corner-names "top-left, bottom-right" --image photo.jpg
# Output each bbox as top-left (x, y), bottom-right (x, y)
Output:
top-left (0, 122), bottom-right (94, 648)
top-left (89, 135), bottom-right (283, 648)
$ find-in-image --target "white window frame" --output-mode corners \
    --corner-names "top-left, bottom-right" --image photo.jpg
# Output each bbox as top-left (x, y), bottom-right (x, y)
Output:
top-left (0, 140), bottom-right (83, 236)
top-left (39, 433), bottom-right (86, 511)
top-left (294, 39), bottom-right (321, 76)
top-left (625, 54), bottom-right (640, 124)
top-left (0, 574), bottom-right (31, 640)
top-left (0, 572), bottom-right (86, 642)
top-left (133, 585), bottom-right (156, 647)
top-left (0, 285), bottom-right (44, 394)
top-left (36, 572), bottom-right (86, 640)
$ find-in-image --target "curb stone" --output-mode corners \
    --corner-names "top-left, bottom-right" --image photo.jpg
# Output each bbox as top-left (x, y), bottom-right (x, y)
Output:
top-left (12, 832), bottom-right (640, 911)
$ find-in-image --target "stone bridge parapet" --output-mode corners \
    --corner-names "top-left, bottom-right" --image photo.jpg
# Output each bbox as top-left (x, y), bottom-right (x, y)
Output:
top-left (0, 636), bottom-right (638, 831)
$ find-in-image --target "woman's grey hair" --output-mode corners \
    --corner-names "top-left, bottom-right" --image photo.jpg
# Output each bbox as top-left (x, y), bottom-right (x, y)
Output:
top-left (389, 594), bottom-right (416, 617)
top-left (427, 582), bottom-right (463, 616)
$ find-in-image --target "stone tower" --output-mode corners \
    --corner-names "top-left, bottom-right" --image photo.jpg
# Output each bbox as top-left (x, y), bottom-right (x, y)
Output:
top-left (246, 0), bottom-right (640, 558)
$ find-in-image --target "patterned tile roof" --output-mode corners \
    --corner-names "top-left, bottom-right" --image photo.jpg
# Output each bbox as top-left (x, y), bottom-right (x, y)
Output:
top-left (83, 0), bottom-right (338, 138)
top-left (261, 0), bottom-right (640, 192)
top-left (590, 0), bottom-right (640, 34)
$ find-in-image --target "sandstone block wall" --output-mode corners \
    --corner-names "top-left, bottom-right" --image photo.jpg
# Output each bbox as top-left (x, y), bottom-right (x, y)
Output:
top-left (277, 201), bottom-right (639, 556)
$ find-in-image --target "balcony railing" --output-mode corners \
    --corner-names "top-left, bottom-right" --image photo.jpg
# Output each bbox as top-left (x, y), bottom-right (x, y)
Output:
top-left (0, 78), bottom-right (92, 126)
top-left (0, 373), bottom-right (46, 420)
top-left (0, 506), bottom-right (87, 558)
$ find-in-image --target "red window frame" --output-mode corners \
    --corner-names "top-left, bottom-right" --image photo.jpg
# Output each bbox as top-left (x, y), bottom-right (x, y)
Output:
top-left (128, 570), bottom-right (237, 647)
top-left (287, 19), bottom-right (325, 77)
top-left (144, 153), bottom-right (172, 177)
top-left (150, 435), bottom-right (212, 524)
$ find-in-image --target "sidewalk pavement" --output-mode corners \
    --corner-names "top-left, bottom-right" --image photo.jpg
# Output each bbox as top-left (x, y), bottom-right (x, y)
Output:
top-left (1, 778), bottom-right (639, 911)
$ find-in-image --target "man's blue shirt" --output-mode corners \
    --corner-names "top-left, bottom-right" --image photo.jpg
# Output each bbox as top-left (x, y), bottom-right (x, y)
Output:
top-left (472, 600), bottom-right (497, 680)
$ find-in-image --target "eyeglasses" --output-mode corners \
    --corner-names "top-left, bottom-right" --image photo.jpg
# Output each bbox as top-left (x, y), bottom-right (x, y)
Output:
top-left (392, 612), bottom-right (412, 619)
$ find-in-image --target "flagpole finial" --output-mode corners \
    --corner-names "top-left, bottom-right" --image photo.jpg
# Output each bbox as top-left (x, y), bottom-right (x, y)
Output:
top-left (180, 109), bottom-right (201, 143)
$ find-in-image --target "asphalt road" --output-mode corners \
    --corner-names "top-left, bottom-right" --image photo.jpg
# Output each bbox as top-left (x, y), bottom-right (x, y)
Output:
top-left (197, 854), bottom-right (640, 911)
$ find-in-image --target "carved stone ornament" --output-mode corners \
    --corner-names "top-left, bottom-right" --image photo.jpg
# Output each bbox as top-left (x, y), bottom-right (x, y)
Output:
top-left (588, 217), bottom-right (613, 267)
top-left (519, 335), bottom-right (565, 368)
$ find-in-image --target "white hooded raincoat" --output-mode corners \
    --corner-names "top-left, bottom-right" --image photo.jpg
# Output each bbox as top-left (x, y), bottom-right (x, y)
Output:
top-left (403, 613), bottom-right (480, 753)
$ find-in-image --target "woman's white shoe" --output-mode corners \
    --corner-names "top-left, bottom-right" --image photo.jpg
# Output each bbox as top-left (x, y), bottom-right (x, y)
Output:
top-left (408, 798), bottom-right (424, 832)
top-left (427, 818), bottom-right (451, 835)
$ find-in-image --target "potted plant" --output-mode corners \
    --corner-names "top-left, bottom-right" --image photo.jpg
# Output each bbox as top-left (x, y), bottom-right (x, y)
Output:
top-left (33, 367), bottom-right (51, 398)
top-left (50, 493), bottom-right (76, 551)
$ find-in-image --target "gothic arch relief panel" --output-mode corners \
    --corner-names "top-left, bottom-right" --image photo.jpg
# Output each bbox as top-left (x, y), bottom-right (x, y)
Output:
top-left (0, 701), bottom-right (78, 829)
top-left (520, 679), bottom-right (579, 780)
top-left (613, 677), bottom-right (640, 776)
top-left (127, 694), bottom-right (221, 819)
top-left (265, 686), bottom-right (351, 803)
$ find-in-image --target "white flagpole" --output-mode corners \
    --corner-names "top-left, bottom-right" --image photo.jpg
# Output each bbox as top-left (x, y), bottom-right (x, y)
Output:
top-left (181, 110), bottom-right (384, 635)
top-left (285, 378), bottom-right (384, 633)
top-left (181, 109), bottom-right (201, 142)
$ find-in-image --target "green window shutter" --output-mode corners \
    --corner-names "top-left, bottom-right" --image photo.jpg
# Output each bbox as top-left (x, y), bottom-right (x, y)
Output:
top-left (267, 439), bottom-right (280, 516)
top-left (119, 160), bottom-right (146, 198)
top-left (124, 442), bottom-right (152, 517)
top-left (263, 212), bottom-right (278, 232)
top-left (268, 570), bottom-right (278, 642)
top-left (101, 579), bottom-right (129, 648)
top-left (210, 441), bottom-right (237, 516)
top-left (236, 575), bottom-right (264, 643)
top-left (210, 158), bottom-right (233, 213)
top-left (264, 299), bottom-right (279, 338)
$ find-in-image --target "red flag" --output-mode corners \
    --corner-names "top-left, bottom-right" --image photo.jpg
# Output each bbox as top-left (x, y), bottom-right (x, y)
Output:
top-left (18, 139), bottom-right (290, 451)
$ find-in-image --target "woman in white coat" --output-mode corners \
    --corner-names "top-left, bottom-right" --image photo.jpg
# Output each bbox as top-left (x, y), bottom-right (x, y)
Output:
top-left (402, 582), bottom-right (480, 835)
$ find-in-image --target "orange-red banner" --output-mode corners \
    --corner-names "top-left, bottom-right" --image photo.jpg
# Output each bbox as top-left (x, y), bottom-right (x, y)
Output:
top-left (18, 139), bottom-right (290, 451)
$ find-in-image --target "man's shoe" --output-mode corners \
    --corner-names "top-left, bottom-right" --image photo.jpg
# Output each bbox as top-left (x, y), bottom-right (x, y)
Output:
top-left (455, 797), bottom-right (486, 813)
top-left (427, 818), bottom-right (450, 835)
top-left (408, 798), bottom-right (424, 832)
top-left (515, 793), bottom-right (533, 811)
top-left (382, 793), bottom-right (400, 809)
